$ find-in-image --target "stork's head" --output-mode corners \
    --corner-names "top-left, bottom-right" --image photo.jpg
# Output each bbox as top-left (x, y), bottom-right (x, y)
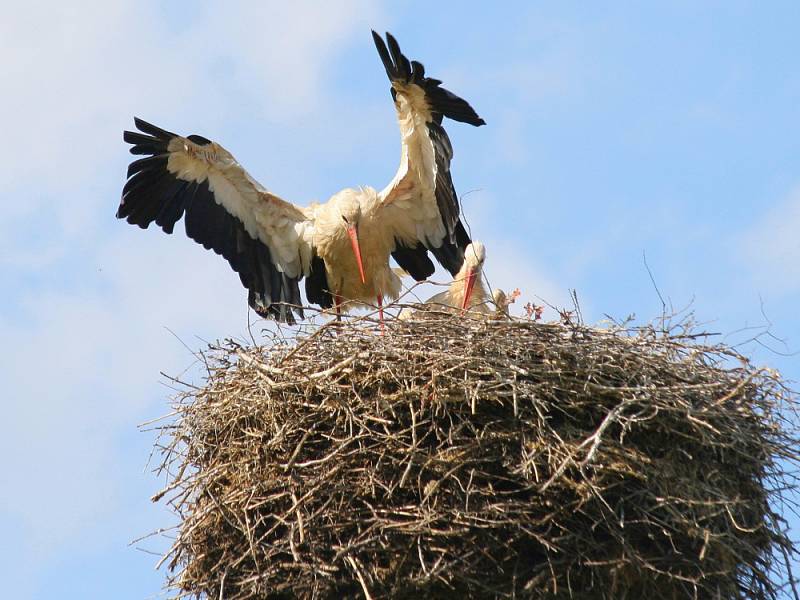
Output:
top-left (332, 192), bottom-right (365, 284)
top-left (460, 241), bottom-right (486, 310)
top-left (463, 241), bottom-right (486, 269)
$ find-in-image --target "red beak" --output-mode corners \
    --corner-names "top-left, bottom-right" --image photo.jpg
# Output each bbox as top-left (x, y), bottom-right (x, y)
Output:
top-left (347, 225), bottom-right (366, 284)
top-left (461, 267), bottom-right (478, 310)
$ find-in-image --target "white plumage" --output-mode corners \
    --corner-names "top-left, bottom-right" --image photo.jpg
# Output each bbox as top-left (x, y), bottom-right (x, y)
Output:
top-left (118, 31), bottom-right (484, 324)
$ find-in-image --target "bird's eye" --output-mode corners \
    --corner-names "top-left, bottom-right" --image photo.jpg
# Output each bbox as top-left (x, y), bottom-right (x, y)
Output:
top-left (342, 215), bottom-right (349, 224)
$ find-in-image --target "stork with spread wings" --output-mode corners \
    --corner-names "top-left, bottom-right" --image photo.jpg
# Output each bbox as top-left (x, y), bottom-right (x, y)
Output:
top-left (117, 31), bottom-right (485, 325)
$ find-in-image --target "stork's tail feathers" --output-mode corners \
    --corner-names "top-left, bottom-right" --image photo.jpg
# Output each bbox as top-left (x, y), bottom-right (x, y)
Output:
top-left (371, 31), bottom-right (485, 127)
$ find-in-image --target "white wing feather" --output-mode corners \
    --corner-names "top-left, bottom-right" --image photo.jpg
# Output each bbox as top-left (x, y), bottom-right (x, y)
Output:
top-left (166, 137), bottom-right (312, 278)
top-left (378, 85), bottom-right (447, 248)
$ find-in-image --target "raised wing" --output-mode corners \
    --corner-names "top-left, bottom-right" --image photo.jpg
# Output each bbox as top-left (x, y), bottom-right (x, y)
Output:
top-left (372, 31), bottom-right (483, 281)
top-left (117, 118), bottom-right (313, 322)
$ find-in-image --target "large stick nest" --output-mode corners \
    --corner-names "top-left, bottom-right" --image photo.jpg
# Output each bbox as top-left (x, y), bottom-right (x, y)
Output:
top-left (152, 308), bottom-right (799, 599)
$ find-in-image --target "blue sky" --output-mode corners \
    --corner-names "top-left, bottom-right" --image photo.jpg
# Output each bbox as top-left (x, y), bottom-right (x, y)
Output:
top-left (2, 1), bottom-right (798, 597)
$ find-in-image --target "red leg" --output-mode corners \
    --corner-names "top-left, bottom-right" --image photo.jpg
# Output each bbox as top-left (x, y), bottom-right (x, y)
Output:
top-left (334, 294), bottom-right (342, 322)
top-left (377, 295), bottom-right (385, 335)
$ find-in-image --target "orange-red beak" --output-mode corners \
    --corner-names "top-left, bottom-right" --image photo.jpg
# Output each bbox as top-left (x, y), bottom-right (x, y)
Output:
top-left (461, 267), bottom-right (478, 310)
top-left (347, 225), bottom-right (366, 284)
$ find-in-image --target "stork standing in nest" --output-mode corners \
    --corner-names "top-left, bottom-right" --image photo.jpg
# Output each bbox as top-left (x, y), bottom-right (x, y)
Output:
top-left (400, 241), bottom-right (499, 318)
top-left (116, 31), bottom-right (485, 325)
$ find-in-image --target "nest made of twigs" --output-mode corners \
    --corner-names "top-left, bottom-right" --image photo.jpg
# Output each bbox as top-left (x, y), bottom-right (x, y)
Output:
top-left (151, 307), bottom-right (799, 599)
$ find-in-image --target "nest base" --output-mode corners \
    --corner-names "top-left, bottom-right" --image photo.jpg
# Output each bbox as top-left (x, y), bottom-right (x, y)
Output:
top-left (153, 312), bottom-right (798, 599)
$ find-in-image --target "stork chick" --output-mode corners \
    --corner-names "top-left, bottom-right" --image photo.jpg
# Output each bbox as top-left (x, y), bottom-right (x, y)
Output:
top-left (492, 287), bottom-right (524, 319)
top-left (492, 288), bottom-right (510, 317)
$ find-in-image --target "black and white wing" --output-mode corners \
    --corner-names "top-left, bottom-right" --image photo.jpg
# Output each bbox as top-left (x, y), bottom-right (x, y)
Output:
top-left (372, 31), bottom-right (484, 281)
top-left (117, 118), bottom-right (314, 322)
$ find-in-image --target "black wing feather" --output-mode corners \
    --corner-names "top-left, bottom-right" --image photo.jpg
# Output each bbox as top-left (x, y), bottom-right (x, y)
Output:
top-left (386, 33), bottom-right (412, 80)
top-left (391, 243), bottom-right (435, 281)
top-left (118, 117), bottom-right (302, 322)
top-left (372, 30), bottom-right (485, 127)
top-left (429, 221), bottom-right (471, 277)
top-left (372, 30), bottom-right (396, 79)
top-left (133, 117), bottom-right (176, 140)
top-left (154, 179), bottom-right (191, 233)
top-left (305, 254), bottom-right (334, 309)
top-left (126, 154), bottom-right (168, 179)
top-left (410, 60), bottom-right (425, 82)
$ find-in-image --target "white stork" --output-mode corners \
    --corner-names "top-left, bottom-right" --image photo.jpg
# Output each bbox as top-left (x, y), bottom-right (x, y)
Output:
top-left (399, 241), bottom-right (492, 318)
top-left (117, 31), bottom-right (484, 324)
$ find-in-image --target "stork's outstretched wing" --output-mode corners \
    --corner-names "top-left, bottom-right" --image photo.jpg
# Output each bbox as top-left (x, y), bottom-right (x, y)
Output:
top-left (372, 31), bottom-right (484, 281)
top-left (117, 118), bottom-right (313, 322)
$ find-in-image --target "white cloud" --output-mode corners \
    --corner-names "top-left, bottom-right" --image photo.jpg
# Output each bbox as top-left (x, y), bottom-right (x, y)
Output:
top-left (0, 0), bottom-right (382, 233)
top-left (196, 0), bottom-right (380, 119)
top-left (0, 234), bottom-right (249, 554)
top-left (0, 3), bottom-right (191, 194)
top-left (741, 186), bottom-right (800, 294)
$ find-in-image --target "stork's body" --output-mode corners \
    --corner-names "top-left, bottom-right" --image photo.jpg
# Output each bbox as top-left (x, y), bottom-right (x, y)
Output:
top-left (310, 188), bottom-right (401, 306)
top-left (117, 32), bottom-right (484, 323)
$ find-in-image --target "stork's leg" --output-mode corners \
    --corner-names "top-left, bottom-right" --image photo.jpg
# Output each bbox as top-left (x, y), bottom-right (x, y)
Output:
top-left (377, 295), bottom-right (385, 335)
top-left (334, 294), bottom-right (342, 322)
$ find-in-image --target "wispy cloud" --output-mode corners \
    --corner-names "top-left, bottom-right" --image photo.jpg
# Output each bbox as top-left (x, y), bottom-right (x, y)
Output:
top-left (195, 0), bottom-right (380, 119)
top-left (0, 235), bottom-right (247, 558)
top-left (0, 0), bottom-right (382, 233)
top-left (741, 186), bottom-right (800, 295)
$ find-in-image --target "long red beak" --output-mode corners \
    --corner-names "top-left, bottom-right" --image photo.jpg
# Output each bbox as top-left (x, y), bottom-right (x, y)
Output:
top-left (347, 225), bottom-right (366, 284)
top-left (461, 267), bottom-right (478, 310)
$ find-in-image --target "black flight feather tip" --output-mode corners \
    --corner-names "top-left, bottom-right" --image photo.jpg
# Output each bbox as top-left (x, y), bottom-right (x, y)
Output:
top-left (370, 30), bottom-right (486, 127)
top-left (133, 117), bottom-right (176, 141)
